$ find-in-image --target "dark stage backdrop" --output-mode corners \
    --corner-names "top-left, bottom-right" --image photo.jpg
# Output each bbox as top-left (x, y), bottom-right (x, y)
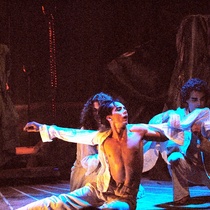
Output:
top-left (0, 0), bottom-right (210, 135)
top-left (0, 0), bottom-right (210, 180)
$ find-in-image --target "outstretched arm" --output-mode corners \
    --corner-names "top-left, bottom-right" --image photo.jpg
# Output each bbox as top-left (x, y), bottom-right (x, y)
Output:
top-left (23, 121), bottom-right (98, 145)
top-left (145, 126), bottom-right (168, 142)
top-left (129, 124), bottom-right (167, 142)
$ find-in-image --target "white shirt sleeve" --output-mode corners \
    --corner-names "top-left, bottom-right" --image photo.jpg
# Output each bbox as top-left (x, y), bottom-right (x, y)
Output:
top-left (39, 124), bottom-right (98, 145)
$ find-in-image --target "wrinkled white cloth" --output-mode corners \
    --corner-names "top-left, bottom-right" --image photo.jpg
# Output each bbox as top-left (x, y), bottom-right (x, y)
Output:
top-left (66, 124), bottom-right (100, 192)
top-left (40, 125), bottom-right (98, 144)
top-left (143, 107), bottom-right (210, 172)
top-left (70, 143), bottom-right (99, 192)
top-left (81, 153), bottom-right (100, 176)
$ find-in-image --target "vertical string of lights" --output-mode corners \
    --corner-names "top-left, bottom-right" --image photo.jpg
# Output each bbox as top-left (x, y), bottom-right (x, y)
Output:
top-left (42, 5), bottom-right (57, 123)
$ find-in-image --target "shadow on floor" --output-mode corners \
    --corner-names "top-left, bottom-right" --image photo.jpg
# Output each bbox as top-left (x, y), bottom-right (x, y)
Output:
top-left (156, 196), bottom-right (210, 209)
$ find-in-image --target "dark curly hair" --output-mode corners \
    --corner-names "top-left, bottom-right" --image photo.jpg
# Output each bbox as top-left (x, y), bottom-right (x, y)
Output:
top-left (80, 92), bottom-right (113, 129)
top-left (181, 78), bottom-right (209, 104)
top-left (98, 100), bottom-right (114, 128)
top-left (98, 100), bottom-right (120, 128)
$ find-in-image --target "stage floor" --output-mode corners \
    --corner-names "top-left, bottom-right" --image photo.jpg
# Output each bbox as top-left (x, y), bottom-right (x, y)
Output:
top-left (0, 178), bottom-right (209, 209)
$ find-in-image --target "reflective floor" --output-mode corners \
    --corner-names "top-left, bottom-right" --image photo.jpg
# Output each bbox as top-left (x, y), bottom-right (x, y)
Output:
top-left (0, 177), bottom-right (209, 209)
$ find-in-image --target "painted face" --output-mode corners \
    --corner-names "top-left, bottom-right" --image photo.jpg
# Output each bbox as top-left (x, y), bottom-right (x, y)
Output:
top-left (186, 90), bottom-right (206, 112)
top-left (110, 102), bottom-right (128, 128)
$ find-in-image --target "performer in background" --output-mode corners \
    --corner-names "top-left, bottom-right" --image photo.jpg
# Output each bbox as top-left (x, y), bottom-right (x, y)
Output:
top-left (69, 92), bottom-right (113, 192)
top-left (146, 78), bottom-right (210, 205)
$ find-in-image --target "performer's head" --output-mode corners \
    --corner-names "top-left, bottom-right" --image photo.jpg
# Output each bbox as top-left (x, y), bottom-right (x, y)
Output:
top-left (98, 100), bottom-right (128, 130)
top-left (80, 92), bottom-right (113, 130)
top-left (181, 78), bottom-right (209, 112)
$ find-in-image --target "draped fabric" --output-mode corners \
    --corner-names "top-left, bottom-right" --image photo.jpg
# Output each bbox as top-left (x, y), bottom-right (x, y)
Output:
top-left (165, 15), bottom-right (210, 110)
top-left (106, 44), bottom-right (169, 123)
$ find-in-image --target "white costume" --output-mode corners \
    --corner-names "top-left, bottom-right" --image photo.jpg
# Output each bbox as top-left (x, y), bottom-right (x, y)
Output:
top-left (143, 107), bottom-right (210, 173)
top-left (143, 107), bottom-right (210, 202)
top-left (70, 143), bottom-right (99, 192)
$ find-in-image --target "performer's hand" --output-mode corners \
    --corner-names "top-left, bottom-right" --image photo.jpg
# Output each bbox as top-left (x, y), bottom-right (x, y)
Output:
top-left (23, 121), bottom-right (42, 132)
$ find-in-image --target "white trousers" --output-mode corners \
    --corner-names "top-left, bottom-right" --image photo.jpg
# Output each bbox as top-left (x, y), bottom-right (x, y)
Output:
top-left (17, 183), bottom-right (130, 210)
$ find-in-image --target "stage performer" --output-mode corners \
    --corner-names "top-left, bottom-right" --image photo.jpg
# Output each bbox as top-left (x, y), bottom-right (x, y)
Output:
top-left (19, 99), bottom-right (171, 210)
top-left (144, 78), bottom-right (210, 205)
top-left (69, 92), bottom-right (113, 192)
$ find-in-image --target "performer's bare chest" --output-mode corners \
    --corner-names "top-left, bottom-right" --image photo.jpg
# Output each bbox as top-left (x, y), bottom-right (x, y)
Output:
top-left (104, 132), bottom-right (142, 163)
